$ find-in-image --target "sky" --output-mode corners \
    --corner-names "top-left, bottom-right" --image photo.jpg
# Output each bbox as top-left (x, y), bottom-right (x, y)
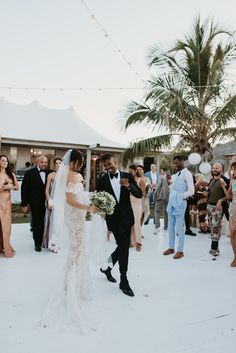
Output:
top-left (0, 0), bottom-right (236, 145)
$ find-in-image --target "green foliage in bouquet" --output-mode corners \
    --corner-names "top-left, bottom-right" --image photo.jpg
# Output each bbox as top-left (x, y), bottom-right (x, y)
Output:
top-left (90, 191), bottom-right (116, 218)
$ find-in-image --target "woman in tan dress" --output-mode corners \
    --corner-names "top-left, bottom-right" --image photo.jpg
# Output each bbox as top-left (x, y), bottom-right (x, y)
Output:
top-left (128, 164), bottom-right (145, 251)
top-left (42, 157), bottom-right (62, 249)
top-left (0, 155), bottom-right (19, 257)
top-left (136, 165), bottom-right (151, 226)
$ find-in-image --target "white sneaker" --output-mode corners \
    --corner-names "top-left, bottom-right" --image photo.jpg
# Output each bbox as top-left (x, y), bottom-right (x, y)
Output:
top-left (201, 253), bottom-right (217, 261)
top-left (153, 228), bottom-right (161, 234)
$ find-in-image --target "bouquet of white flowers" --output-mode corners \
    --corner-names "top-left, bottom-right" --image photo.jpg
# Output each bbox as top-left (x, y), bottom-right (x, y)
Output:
top-left (90, 191), bottom-right (116, 218)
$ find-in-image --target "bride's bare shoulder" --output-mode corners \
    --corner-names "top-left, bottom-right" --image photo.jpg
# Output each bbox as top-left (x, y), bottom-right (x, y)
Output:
top-left (77, 173), bottom-right (84, 183)
top-left (67, 170), bottom-right (78, 184)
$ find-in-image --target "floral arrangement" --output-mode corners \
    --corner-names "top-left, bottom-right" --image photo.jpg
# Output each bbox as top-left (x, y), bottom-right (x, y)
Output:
top-left (90, 191), bottom-right (116, 218)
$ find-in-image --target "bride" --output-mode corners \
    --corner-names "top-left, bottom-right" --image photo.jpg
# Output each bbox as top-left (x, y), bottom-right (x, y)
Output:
top-left (42, 149), bottom-right (98, 333)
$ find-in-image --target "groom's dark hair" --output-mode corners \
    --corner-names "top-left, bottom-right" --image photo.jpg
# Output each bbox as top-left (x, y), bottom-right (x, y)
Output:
top-left (101, 153), bottom-right (113, 163)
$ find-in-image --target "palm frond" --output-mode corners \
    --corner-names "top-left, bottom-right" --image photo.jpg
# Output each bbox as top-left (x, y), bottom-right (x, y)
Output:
top-left (122, 134), bottom-right (173, 166)
top-left (209, 127), bottom-right (236, 144)
top-left (211, 94), bottom-right (236, 128)
top-left (147, 74), bottom-right (205, 127)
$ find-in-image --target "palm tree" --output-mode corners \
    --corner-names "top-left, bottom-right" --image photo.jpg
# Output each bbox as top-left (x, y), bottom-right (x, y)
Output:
top-left (123, 16), bottom-right (236, 165)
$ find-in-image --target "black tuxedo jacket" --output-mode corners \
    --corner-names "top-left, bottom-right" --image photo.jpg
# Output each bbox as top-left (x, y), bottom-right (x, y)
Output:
top-left (21, 167), bottom-right (50, 208)
top-left (96, 171), bottom-right (142, 231)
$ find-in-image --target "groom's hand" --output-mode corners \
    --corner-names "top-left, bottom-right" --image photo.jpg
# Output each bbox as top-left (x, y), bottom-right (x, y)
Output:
top-left (120, 178), bottom-right (130, 188)
top-left (22, 206), bottom-right (29, 215)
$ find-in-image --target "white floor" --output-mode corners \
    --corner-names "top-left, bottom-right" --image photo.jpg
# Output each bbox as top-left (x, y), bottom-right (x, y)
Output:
top-left (1, 222), bottom-right (236, 353)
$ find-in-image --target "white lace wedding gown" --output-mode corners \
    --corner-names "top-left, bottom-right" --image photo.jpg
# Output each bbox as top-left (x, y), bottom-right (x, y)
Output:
top-left (42, 181), bottom-right (94, 334)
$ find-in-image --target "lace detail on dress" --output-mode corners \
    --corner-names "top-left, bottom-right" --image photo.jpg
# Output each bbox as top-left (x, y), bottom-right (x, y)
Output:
top-left (42, 181), bottom-right (94, 334)
top-left (66, 181), bottom-right (84, 194)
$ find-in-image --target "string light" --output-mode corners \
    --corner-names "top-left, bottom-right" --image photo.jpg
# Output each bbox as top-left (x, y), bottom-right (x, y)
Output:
top-left (0, 86), bottom-right (144, 92)
top-left (80, 0), bottom-right (144, 82)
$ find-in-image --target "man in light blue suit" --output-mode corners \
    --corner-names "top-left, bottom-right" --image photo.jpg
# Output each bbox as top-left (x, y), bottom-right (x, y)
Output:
top-left (144, 164), bottom-right (159, 224)
top-left (163, 156), bottom-right (194, 259)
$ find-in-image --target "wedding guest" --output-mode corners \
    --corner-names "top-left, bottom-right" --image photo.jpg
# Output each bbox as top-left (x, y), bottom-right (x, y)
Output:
top-left (225, 155), bottom-right (236, 179)
top-left (144, 164), bottom-right (159, 224)
top-left (97, 153), bottom-right (142, 297)
top-left (25, 161), bottom-right (31, 169)
top-left (222, 157), bottom-right (236, 237)
top-left (24, 161), bottom-right (34, 231)
top-left (226, 162), bottom-right (236, 267)
top-left (0, 155), bottom-right (19, 257)
top-left (42, 157), bottom-right (62, 249)
top-left (137, 165), bottom-right (151, 226)
top-left (153, 168), bottom-right (169, 233)
top-left (195, 174), bottom-right (209, 233)
top-left (202, 163), bottom-right (229, 260)
top-left (185, 174), bottom-right (197, 236)
top-left (21, 155), bottom-right (50, 252)
top-left (163, 156), bottom-right (194, 259)
top-left (128, 164), bottom-right (145, 251)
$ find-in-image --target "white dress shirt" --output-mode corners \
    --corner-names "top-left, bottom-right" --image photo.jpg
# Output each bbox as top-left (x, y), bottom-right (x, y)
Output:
top-left (150, 171), bottom-right (157, 185)
top-left (109, 169), bottom-right (121, 202)
top-left (37, 166), bottom-right (46, 184)
top-left (178, 168), bottom-right (195, 199)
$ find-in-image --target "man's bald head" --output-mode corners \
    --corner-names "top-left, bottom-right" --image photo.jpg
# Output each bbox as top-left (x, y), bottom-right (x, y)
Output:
top-left (212, 163), bottom-right (222, 177)
top-left (36, 155), bottom-right (48, 170)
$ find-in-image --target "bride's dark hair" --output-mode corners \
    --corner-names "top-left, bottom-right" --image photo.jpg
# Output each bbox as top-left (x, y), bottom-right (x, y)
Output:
top-left (70, 149), bottom-right (83, 167)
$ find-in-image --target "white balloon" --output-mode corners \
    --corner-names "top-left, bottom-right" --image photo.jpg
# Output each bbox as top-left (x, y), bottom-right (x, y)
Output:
top-left (199, 162), bottom-right (212, 175)
top-left (188, 153), bottom-right (201, 165)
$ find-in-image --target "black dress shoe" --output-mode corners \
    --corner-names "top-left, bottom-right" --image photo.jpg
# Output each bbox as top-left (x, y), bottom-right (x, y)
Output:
top-left (35, 246), bottom-right (41, 252)
top-left (100, 267), bottom-right (116, 283)
top-left (185, 229), bottom-right (197, 236)
top-left (119, 283), bottom-right (135, 297)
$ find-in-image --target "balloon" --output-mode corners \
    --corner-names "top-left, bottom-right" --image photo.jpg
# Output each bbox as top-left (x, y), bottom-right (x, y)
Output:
top-left (188, 153), bottom-right (201, 165)
top-left (199, 162), bottom-right (212, 175)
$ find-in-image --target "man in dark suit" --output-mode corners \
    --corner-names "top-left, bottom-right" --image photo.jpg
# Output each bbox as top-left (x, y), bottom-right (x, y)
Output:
top-left (96, 153), bottom-right (142, 297)
top-left (21, 156), bottom-right (49, 252)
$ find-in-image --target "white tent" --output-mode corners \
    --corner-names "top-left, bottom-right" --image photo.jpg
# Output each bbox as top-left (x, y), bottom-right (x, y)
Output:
top-left (0, 98), bottom-right (125, 149)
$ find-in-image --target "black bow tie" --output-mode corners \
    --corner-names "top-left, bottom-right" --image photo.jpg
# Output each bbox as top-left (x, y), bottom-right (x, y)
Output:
top-left (110, 172), bottom-right (118, 179)
top-left (39, 169), bottom-right (45, 173)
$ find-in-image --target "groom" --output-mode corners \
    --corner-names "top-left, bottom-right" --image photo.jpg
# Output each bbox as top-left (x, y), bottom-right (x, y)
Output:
top-left (96, 153), bottom-right (142, 296)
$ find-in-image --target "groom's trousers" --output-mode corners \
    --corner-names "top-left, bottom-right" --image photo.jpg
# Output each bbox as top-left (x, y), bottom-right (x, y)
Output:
top-left (110, 223), bottom-right (131, 284)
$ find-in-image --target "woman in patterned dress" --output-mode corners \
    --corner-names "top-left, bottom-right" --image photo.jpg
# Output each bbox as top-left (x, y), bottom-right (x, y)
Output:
top-left (227, 161), bottom-right (236, 267)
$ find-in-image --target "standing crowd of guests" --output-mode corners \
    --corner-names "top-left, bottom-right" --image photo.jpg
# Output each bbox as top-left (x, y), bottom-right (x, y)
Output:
top-left (0, 152), bottom-right (236, 267)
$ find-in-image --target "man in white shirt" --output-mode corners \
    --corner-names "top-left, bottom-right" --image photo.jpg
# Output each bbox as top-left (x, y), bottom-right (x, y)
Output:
top-left (97, 153), bottom-right (142, 297)
top-left (144, 164), bottom-right (159, 224)
top-left (163, 156), bottom-right (194, 259)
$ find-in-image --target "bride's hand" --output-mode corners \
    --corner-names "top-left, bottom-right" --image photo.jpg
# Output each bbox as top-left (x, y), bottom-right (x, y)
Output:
top-left (87, 205), bottom-right (99, 213)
